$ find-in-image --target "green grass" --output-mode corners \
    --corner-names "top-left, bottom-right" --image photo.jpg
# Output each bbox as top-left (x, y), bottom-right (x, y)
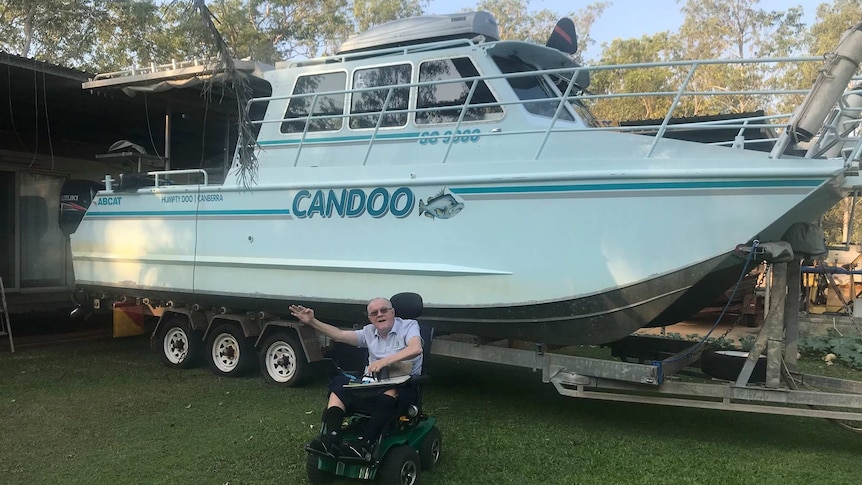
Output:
top-left (1, 336), bottom-right (862, 485)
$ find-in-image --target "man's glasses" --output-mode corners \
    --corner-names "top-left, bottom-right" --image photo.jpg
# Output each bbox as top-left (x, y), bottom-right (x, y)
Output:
top-left (367, 307), bottom-right (392, 317)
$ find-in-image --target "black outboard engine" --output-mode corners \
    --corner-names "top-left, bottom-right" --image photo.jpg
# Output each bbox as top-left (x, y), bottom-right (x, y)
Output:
top-left (546, 18), bottom-right (577, 55)
top-left (59, 180), bottom-right (104, 236)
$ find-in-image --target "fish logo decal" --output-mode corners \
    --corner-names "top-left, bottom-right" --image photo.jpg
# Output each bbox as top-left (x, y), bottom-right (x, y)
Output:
top-left (418, 188), bottom-right (464, 219)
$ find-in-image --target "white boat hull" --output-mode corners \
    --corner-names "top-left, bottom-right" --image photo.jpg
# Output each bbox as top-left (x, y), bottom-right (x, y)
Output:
top-left (71, 152), bottom-right (844, 344)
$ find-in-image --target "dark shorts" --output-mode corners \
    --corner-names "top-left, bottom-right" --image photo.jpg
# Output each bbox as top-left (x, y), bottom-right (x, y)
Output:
top-left (328, 374), bottom-right (419, 413)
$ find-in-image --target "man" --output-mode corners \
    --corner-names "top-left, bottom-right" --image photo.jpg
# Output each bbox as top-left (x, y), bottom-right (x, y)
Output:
top-left (290, 297), bottom-right (423, 459)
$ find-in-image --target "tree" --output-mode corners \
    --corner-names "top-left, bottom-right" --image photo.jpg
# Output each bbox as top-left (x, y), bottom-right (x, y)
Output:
top-left (674, 0), bottom-right (807, 117)
top-left (805, 0), bottom-right (862, 246)
top-left (589, 32), bottom-right (678, 122)
top-left (586, 0), bottom-right (810, 124)
top-left (89, 1), bottom-right (168, 72)
top-left (352, 0), bottom-right (427, 32)
top-left (0, 0), bottom-right (110, 70)
top-left (160, 0), bottom-right (352, 64)
top-left (809, 0), bottom-right (862, 56)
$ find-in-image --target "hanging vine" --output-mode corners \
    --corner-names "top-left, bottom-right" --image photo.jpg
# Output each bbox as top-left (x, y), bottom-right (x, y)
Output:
top-left (186, 0), bottom-right (259, 187)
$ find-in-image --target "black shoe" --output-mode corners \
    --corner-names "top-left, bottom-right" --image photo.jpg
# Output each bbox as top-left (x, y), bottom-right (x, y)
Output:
top-left (307, 434), bottom-right (339, 455)
top-left (340, 438), bottom-right (372, 461)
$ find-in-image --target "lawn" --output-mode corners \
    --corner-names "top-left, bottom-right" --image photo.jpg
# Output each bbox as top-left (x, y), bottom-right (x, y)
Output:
top-left (1, 335), bottom-right (861, 485)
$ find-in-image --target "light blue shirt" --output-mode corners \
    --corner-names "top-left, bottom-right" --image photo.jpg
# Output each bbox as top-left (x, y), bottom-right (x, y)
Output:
top-left (354, 317), bottom-right (423, 376)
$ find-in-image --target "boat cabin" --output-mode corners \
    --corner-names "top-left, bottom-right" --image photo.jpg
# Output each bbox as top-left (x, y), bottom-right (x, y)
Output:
top-left (237, 12), bottom-right (594, 175)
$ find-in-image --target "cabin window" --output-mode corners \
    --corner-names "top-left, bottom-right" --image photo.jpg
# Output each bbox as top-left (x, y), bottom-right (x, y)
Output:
top-left (350, 64), bottom-right (411, 129)
top-left (492, 56), bottom-right (575, 121)
top-left (416, 57), bottom-right (503, 125)
top-left (280, 72), bottom-right (347, 133)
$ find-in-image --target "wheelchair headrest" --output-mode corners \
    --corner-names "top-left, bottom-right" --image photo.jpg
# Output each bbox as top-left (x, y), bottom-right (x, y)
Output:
top-left (391, 292), bottom-right (423, 319)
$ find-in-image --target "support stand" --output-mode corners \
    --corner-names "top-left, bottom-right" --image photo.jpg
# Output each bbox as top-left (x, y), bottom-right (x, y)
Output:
top-left (736, 262), bottom-right (786, 388)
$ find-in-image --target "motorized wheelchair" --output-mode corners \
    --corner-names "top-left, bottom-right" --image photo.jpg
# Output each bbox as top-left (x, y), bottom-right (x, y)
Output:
top-left (305, 292), bottom-right (442, 485)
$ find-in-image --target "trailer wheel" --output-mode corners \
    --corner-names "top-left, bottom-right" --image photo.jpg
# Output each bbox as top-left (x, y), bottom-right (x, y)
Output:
top-left (206, 323), bottom-right (255, 377)
top-left (378, 445), bottom-right (420, 485)
top-left (306, 453), bottom-right (334, 484)
top-left (700, 349), bottom-right (766, 383)
top-left (259, 332), bottom-right (309, 387)
top-left (157, 317), bottom-right (202, 369)
top-left (418, 426), bottom-right (441, 471)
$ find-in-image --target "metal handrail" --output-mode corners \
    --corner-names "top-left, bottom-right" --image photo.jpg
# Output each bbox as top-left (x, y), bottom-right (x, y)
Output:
top-left (148, 169), bottom-right (209, 188)
top-left (92, 57), bottom-right (216, 81)
top-left (248, 54), bottom-right (845, 162)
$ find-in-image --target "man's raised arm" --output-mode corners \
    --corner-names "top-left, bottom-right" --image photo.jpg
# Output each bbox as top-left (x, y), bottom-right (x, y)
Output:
top-left (289, 304), bottom-right (359, 347)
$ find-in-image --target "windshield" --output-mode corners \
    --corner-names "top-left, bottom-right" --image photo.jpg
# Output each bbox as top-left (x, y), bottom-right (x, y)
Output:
top-left (492, 56), bottom-right (574, 121)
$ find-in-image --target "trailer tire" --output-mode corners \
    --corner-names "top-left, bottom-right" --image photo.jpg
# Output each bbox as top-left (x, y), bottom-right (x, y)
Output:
top-left (206, 323), bottom-right (255, 377)
top-left (306, 453), bottom-right (334, 484)
top-left (157, 317), bottom-right (202, 369)
top-left (259, 332), bottom-right (309, 387)
top-left (700, 349), bottom-right (766, 383)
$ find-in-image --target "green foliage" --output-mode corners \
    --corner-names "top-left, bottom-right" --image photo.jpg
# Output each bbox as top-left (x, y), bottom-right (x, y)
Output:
top-left (353, 0), bottom-right (426, 32)
top-left (809, 0), bottom-right (862, 56)
top-left (589, 0), bottom-right (809, 124)
top-left (180, 0), bottom-right (353, 64)
top-left (0, 0), bottom-right (111, 70)
top-left (737, 334), bottom-right (756, 351)
top-left (0, 0), bottom-right (357, 70)
top-left (661, 331), bottom-right (756, 352)
top-left (589, 32), bottom-right (678, 121)
top-left (799, 333), bottom-right (862, 370)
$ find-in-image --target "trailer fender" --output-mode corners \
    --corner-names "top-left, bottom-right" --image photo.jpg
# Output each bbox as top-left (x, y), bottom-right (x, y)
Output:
top-left (204, 314), bottom-right (260, 341)
top-left (256, 322), bottom-right (324, 362)
top-left (150, 309), bottom-right (207, 349)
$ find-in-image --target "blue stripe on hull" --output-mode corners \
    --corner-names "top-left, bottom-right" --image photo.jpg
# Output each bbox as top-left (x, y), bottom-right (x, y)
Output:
top-left (84, 179), bottom-right (823, 218)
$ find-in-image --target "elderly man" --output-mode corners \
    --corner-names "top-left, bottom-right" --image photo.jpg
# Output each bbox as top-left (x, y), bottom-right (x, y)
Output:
top-left (290, 297), bottom-right (423, 459)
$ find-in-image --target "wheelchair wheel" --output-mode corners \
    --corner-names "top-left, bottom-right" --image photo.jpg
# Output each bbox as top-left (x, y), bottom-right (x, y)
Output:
top-left (378, 445), bottom-right (420, 485)
top-left (418, 426), bottom-right (441, 470)
top-left (306, 453), bottom-right (334, 484)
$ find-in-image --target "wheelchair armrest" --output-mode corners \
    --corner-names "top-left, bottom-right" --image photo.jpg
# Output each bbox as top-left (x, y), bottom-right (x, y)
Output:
top-left (408, 374), bottom-right (430, 385)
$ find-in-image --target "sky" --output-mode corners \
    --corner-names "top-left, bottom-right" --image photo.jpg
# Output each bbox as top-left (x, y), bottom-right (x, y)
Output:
top-left (424, 0), bottom-right (825, 59)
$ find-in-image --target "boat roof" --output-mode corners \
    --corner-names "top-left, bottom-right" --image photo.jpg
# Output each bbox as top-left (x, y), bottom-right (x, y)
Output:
top-left (486, 41), bottom-right (591, 90)
top-left (336, 11), bottom-right (499, 54)
top-left (82, 58), bottom-right (273, 94)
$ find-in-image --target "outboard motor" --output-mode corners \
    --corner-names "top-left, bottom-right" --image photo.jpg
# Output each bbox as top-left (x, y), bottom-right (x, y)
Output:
top-left (546, 18), bottom-right (578, 55)
top-left (545, 18), bottom-right (590, 94)
top-left (59, 180), bottom-right (104, 236)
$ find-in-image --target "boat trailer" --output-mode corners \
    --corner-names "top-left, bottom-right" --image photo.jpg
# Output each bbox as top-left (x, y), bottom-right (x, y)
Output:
top-left (430, 245), bottom-right (862, 426)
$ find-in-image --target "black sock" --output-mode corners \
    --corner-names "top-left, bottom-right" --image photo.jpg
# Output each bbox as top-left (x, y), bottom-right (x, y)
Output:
top-left (362, 394), bottom-right (398, 443)
top-left (321, 406), bottom-right (345, 437)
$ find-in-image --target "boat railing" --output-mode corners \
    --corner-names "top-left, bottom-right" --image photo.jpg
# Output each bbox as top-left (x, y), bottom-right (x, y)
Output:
top-left (248, 54), bottom-right (862, 164)
top-left (92, 57), bottom-right (218, 81)
top-left (149, 169), bottom-right (208, 188)
top-left (283, 37), bottom-right (479, 69)
top-left (803, 84), bottom-right (862, 160)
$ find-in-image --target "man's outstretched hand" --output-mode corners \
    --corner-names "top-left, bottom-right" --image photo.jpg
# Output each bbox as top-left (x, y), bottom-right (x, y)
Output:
top-left (289, 304), bottom-right (314, 324)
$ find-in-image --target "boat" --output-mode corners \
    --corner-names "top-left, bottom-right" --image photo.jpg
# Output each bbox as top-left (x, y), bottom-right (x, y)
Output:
top-left (65, 12), bottom-right (862, 345)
